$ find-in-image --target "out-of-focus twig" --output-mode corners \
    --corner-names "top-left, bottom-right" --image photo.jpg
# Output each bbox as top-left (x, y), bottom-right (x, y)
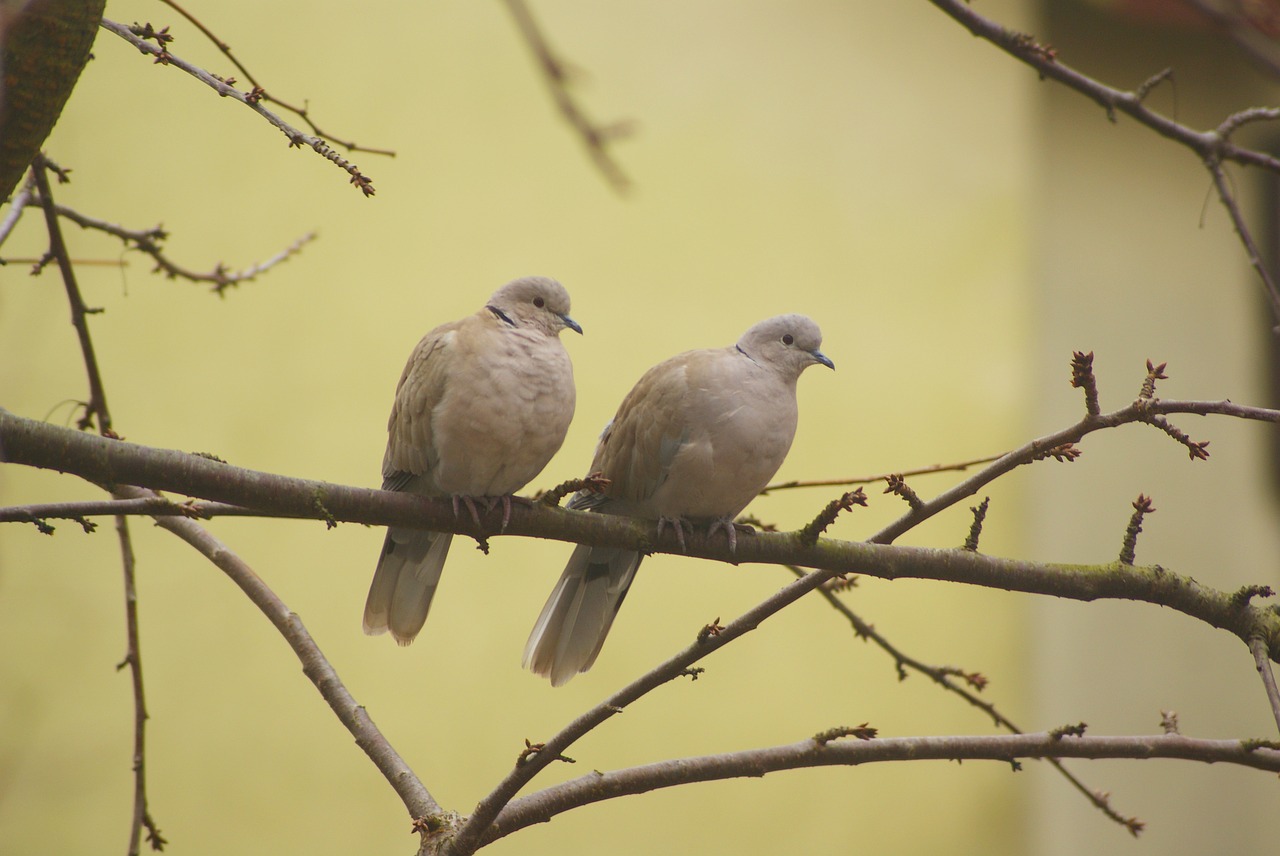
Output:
top-left (501, 0), bottom-right (634, 192)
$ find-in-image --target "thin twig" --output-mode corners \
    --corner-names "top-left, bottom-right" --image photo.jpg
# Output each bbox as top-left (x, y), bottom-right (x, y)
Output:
top-left (1249, 637), bottom-right (1280, 736)
top-left (49, 201), bottom-right (315, 292)
top-left (500, 0), bottom-right (633, 192)
top-left (0, 497), bottom-right (252, 524)
top-left (31, 153), bottom-right (162, 853)
top-left (785, 564), bottom-right (1141, 833)
top-left (761, 454), bottom-right (1005, 494)
top-left (99, 19), bottom-right (376, 196)
top-left (1205, 154), bottom-right (1280, 331)
top-left (156, 0), bottom-right (394, 156)
top-left (865, 364), bottom-right (1230, 546)
top-left (114, 509), bottom-right (166, 854)
top-left (30, 154), bottom-right (111, 432)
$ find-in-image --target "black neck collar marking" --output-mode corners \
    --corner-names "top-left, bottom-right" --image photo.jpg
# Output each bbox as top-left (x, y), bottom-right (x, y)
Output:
top-left (487, 305), bottom-right (516, 327)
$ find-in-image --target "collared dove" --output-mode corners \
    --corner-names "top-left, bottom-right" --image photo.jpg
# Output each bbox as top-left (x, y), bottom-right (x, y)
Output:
top-left (524, 314), bottom-right (833, 686)
top-left (363, 276), bottom-right (581, 645)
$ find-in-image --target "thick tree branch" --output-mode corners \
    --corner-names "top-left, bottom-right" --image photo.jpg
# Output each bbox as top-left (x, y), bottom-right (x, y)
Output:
top-left (476, 732), bottom-right (1280, 846)
top-left (2, 404), bottom-right (1279, 661)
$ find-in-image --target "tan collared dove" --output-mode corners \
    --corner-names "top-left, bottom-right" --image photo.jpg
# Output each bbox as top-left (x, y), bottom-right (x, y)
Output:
top-left (524, 314), bottom-right (833, 686)
top-left (363, 276), bottom-right (581, 645)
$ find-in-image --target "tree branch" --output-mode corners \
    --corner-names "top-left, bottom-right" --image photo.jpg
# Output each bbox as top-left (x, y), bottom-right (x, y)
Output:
top-left (784, 565), bottom-right (1141, 832)
top-left (1249, 636), bottom-right (1280, 736)
top-left (500, 0), bottom-right (633, 192)
top-left (476, 732), bottom-right (1280, 846)
top-left (925, 0), bottom-right (1280, 328)
top-left (30, 152), bottom-right (164, 850)
top-left (761, 452), bottom-right (1004, 495)
top-left (2, 402), bottom-right (1278, 659)
top-left (155, 0), bottom-right (395, 157)
top-left (110, 484), bottom-right (443, 824)
top-left (30, 154), bottom-right (111, 432)
top-left (98, 18), bottom-right (376, 196)
top-left (0, 170), bottom-right (36, 252)
top-left (48, 199), bottom-right (315, 293)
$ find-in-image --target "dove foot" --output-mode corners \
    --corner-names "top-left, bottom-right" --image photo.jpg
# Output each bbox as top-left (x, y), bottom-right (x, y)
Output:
top-left (707, 518), bottom-right (755, 554)
top-left (656, 516), bottom-right (694, 553)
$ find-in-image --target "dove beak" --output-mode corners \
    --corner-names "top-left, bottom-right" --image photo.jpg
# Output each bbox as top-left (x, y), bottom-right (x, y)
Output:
top-left (812, 349), bottom-right (834, 370)
top-left (560, 314), bottom-right (583, 335)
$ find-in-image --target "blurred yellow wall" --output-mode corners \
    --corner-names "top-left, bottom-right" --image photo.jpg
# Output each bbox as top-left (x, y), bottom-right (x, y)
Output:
top-left (1, 2), bottom-right (1273, 855)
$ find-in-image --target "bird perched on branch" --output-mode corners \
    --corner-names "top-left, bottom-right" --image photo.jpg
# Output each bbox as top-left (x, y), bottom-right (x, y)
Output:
top-left (524, 314), bottom-right (833, 686)
top-left (363, 276), bottom-right (581, 645)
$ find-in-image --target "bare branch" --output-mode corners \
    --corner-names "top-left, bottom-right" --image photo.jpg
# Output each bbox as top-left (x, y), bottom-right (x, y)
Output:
top-left (926, 0), bottom-right (1280, 329)
top-left (866, 366), bottom-right (1231, 546)
top-left (761, 453), bottom-right (1004, 494)
top-left (49, 200), bottom-right (315, 293)
top-left (475, 733), bottom-right (1279, 846)
top-left (113, 506), bottom-right (165, 855)
top-left (0, 496), bottom-right (260, 525)
top-left (111, 484), bottom-right (443, 824)
top-left (1249, 636), bottom-right (1280, 736)
top-left (32, 151), bottom-right (161, 851)
top-left (155, 0), bottom-right (394, 156)
top-left (1204, 153), bottom-right (1280, 331)
top-left (98, 18), bottom-right (376, 196)
top-left (29, 155), bottom-right (110, 432)
top-left (785, 563), bottom-right (1139, 833)
top-left (0, 170), bottom-right (36, 251)
top-left (500, 0), bottom-right (633, 192)
top-left (3, 402), bottom-right (1279, 660)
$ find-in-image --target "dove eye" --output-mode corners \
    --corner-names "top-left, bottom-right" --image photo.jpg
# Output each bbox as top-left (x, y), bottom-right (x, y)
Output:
top-left (782, 334), bottom-right (794, 346)
top-left (533, 296), bottom-right (546, 308)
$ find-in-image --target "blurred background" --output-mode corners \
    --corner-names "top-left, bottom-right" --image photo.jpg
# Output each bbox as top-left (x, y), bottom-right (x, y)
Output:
top-left (2, 1), bottom-right (1278, 854)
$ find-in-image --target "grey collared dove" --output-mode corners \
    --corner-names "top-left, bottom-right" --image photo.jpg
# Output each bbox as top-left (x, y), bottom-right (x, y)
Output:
top-left (363, 276), bottom-right (581, 645)
top-left (524, 314), bottom-right (833, 686)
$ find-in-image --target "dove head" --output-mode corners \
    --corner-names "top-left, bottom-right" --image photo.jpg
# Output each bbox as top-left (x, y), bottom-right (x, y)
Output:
top-left (487, 276), bottom-right (582, 337)
top-left (736, 314), bottom-right (834, 378)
